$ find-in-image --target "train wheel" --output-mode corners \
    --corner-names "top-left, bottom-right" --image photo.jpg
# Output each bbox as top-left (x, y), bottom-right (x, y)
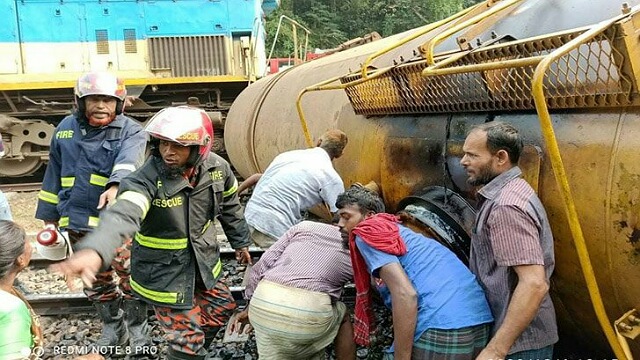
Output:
top-left (0, 157), bottom-right (43, 177)
top-left (0, 118), bottom-right (53, 177)
top-left (397, 186), bottom-right (476, 265)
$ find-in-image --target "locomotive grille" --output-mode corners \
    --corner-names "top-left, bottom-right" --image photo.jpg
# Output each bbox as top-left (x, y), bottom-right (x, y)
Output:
top-left (341, 23), bottom-right (638, 116)
top-left (124, 29), bottom-right (137, 54)
top-left (148, 36), bottom-right (229, 77)
top-left (95, 30), bottom-right (109, 55)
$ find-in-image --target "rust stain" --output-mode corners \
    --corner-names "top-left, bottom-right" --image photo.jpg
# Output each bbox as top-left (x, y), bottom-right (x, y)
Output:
top-left (630, 228), bottom-right (640, 245)
top-left (624, 249), bottom-right (640, 266)
top-left (381, 137), bottom-right (444, 211)
top-left (613, 163), bottom-right (640, 250)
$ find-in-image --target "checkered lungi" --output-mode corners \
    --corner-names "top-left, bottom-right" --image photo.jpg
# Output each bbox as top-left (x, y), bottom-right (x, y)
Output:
top-left (384, 323), bottom-right (491, 360)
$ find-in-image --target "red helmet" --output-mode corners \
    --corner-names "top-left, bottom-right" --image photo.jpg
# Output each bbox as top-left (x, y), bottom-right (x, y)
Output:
top-left (75, 71), bottom-right (127, 115)
top-left (145, 106), bottom-right (214, 167)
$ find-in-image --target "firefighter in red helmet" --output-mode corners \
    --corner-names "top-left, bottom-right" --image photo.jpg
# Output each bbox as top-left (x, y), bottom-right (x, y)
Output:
top-left (52, 106), bottom-right (252, 360)
top-left (35, 71), bottom-right (149, 357)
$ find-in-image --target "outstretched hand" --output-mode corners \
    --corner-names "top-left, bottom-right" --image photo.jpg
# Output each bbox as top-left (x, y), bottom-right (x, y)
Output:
top-left (229, 309), bottom-right (252, 334)
top-left (49, 249), bottom-right (103, 290)
top-left (235, 247), bottom-right (252, 265)
top-left (97, 185), bottom-right (118, 210)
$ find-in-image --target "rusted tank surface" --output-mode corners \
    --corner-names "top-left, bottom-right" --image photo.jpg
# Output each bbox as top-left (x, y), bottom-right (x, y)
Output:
top-left (225, 0), bottom-right (640, 357)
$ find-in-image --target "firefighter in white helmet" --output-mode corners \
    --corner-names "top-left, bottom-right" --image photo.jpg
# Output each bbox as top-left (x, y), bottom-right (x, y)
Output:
top-left (35, 72), bottom-right (149, 357)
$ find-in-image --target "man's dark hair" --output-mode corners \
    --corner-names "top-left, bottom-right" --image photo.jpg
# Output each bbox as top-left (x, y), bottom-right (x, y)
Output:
top-left (0, 220), bottom-right (26, 279)
top-left (336, 186), bottom-right (385, 214)
top-left (471, 122), bottom-right (523, 164)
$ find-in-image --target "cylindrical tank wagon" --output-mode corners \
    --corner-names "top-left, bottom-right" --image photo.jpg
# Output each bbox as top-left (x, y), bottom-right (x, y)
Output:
top-left (225, 0), bottom-right (640, 357)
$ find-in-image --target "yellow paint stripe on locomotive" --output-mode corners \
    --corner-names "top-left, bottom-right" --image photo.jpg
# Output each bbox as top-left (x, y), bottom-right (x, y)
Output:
top-left (127, 76), bottom-right (249, 86)
top-left (0, 75), bottom-right (249, 91)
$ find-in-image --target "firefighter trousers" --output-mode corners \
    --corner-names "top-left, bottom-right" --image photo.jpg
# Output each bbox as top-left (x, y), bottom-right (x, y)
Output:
top-left (153, 280), bottom-right (236, 356)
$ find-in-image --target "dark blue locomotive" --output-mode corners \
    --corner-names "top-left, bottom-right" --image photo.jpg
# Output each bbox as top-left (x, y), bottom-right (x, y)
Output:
top-left (0, 0), bottom-right (277, 177)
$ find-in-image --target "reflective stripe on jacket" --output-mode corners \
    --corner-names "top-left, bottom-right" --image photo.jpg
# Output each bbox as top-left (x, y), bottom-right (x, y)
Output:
top-left (35, 113), bottom-right (146, 231)
top-left (76, 153), bottom-right (251, 309)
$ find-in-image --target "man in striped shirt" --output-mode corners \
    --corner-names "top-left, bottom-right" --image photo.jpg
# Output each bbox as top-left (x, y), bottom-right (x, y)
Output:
top-left (461, 122), bottom-right (558, 360)
top-left (237, 220), bottom-right (355, 360)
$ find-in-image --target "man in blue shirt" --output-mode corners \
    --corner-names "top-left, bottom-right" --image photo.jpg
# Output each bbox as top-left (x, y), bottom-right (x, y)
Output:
top-left (336, 186), bottom-right (493, 360)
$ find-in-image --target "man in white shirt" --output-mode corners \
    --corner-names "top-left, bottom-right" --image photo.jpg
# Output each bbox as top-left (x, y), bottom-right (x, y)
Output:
top-left (244, 129), bottom-right (348, 248)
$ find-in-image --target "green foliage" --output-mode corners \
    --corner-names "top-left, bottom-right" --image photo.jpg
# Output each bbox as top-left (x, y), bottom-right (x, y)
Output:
top-left (265, 0), bottom-right (484, 58)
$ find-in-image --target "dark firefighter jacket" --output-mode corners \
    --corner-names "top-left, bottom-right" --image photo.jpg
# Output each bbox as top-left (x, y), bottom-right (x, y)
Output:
top-left (76, 153), bottom-right (251, 309)
top-left (35, 114), bottom-right (146, 231)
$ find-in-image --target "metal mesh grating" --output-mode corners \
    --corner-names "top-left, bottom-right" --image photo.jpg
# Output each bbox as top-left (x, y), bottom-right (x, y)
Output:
top-left (95, 30), bottom-right (109, 55)
top-left (148, 36), bottom-right (229, 77)
top-left (341, 25), bottom-right (636, 116)
top-left (124, 29), bottom-right (137, 54)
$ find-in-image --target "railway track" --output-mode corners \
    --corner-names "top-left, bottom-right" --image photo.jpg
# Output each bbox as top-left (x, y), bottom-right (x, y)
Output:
top-left (0, 170), bottom-right (243, 194)
top-left (0, 181), bottom-right (42, 192)
top-left (19, 222), bottom-right (265, 316)
top-left (13, 192), bottom-right (355, 316)
top-left (24, 247), bottom-right (263, 316)
top-left (22, 242), bottom-right (356, 315)
top-left (25, 285), bottom-right (251, 316)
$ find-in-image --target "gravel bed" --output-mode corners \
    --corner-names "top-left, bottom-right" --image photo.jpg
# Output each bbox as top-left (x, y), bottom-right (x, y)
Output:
top-left (37, 302), bottom-right (393, 360)
top-left (19, 261), bottom-right (397, 358)
top-left (4, 191), bottom-right (41, 233)
top-left (17, 267), bottom-right (83, 295)
top-left (19, 260), bottom-right (394, 358)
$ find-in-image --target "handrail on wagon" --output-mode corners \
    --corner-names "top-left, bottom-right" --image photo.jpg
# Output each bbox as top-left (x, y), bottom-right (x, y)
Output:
top-left (295, 68), bottom-right (393, 148)
top-left (359, 2), bottom-right (480, 81)
top-left (531, 10), bottom-right (638, 360)
top-left (295, 0), bottom-right (485, 147)
top-left (295, 0), bottom-right (521, 147)
top-left (266, 15), bottom-right (311, 77)
top-left (421, 0), bottom-right (524, 66)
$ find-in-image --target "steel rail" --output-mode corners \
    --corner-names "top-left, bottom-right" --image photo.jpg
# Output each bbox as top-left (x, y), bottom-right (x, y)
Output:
top-left (26, 287), bottom-right (251, 316)
top-left (0, 182), bottom-right (42, 192)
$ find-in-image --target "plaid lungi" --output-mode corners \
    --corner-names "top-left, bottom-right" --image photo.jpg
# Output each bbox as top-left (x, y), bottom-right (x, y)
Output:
top-left (384, 323), bottom-right (491, 360)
